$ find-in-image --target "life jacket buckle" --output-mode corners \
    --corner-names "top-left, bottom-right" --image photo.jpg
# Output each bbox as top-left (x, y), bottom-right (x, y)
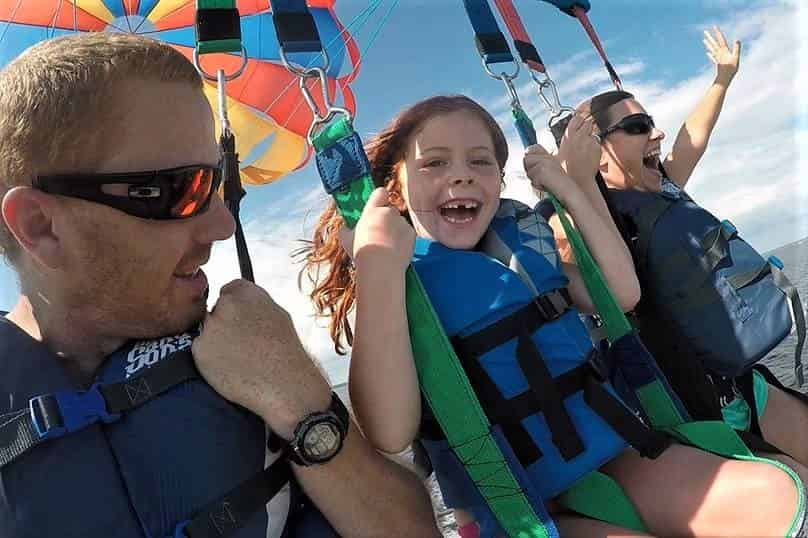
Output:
top-left (587, 350), bottom-right (611, 383)
top-left (29, 384), bottom-right (120, 441)
top-left (533, 289), bottom-right (570, 322)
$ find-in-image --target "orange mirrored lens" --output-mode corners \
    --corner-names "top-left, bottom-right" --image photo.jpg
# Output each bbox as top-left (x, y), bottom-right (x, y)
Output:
top-left (171, 168), bottom-right (213, 218)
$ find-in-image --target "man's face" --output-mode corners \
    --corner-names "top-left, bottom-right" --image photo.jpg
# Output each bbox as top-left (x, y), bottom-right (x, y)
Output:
top-left (598, 99), bottom-right (667, 192)
top-left (53, 78), bottom-right (235, 339)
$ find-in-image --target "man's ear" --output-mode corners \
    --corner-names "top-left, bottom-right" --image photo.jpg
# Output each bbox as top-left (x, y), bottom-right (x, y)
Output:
top-left (2, 187), bottom-right (64, 269)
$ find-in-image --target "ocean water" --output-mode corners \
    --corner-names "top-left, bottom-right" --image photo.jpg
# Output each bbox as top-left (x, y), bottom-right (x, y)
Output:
top-left (758, 238), bottom-right (808, 387)
top-left (335, 238), bottom-right (808, 537)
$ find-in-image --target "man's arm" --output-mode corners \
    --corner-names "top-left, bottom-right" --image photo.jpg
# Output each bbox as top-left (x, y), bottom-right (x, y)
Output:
top-left (664, 26), bottom-right (741, 188)
top-left (291, 421), bottom-right (439, 537)
top-left (192, 279), bottom-right (439, 537)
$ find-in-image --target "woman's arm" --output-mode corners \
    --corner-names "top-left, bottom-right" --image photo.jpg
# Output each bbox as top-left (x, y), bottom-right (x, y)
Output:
top-left (664, 26), bottom-right (741, 188)
top-left (344, 188), bottom-right (421, 454)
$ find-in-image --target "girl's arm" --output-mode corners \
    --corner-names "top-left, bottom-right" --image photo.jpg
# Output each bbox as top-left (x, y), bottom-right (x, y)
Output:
top-left (664, 26), bottom-right (741, 188)
top-left (344, 188), bottom-right (421, 454)
top-left (524, 145), bottom-right (640, 314)
top-left (552, 115), bottom-right (636, 284)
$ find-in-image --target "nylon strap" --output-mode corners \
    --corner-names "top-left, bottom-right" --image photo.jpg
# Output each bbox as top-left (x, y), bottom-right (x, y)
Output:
top-left (181, 458), bottom-right (292, 538)
top-left (558, 471), bottom-right (646, 532)
top-left (462, 0), bottom-right (516, 66)
top-left (270, 0), bottom-right (323, 54)
top-left (569, 6), bottom-right (622, 90)
top-left (492, 0), bottom-right (546, 72)
top-left (1, 350), bottom-right (199, 468)
top-left (513, 108), bottom-right (634, 342)
top-left (771, 263), bottom-right (807, 386)
top-left (221, 131), bottom-right (255, 282)
top-left (311, 117), bottom-right (554, 538)
top-left (195, 0), bottom-right (243, 54)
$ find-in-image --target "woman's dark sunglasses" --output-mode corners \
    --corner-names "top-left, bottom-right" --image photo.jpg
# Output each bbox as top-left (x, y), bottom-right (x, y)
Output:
top-left (600, 113), bottom-right (655, 138)
top-left (34, 163), bottom-right (223, 220)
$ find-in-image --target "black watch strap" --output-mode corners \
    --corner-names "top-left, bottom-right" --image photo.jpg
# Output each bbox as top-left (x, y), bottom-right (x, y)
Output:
top-left (267, 392), bottom-right (350, 466)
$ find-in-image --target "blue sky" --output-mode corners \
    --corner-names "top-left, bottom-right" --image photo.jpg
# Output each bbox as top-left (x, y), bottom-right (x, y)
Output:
top-left (0, 0), bottom-right (805, 385)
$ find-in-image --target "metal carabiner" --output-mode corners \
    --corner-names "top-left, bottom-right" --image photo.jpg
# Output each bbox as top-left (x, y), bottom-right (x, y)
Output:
top-left (482, 56), bottom-right (520, 83)
top-left (216, 69), bottom-right (232, 137)
top-left (278, 44), bottom-right (331, 79)
top-left (501, 74), bottom-right (523, 110)
top-left (531, 70), bottom-right (564, 116)
top-left (296, 66), bottom-right (353, 143)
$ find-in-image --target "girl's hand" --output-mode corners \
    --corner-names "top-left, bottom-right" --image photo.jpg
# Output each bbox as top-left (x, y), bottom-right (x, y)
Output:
top-left (523, 144), bottom-right (583, 206)
top-left (704, 25), bottom-right (741, 86)
top-left (556, 114), bottom-right (602, 187)
top-left (338, 187), bottom-right (415, 273)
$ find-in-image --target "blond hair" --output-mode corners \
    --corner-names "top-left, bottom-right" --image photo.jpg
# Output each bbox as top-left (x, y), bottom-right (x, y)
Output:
top-left (0, 32), bottom-right (203, 262)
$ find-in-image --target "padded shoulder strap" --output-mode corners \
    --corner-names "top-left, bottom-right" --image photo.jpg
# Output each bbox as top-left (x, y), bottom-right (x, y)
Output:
top-left (633, 195), bottom-right (675, 272)
top-left (479, 201), bottom-right (560, 297)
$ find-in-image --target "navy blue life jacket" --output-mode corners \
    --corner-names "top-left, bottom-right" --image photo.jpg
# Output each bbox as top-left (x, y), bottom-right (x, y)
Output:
top-left (0, 318), bottom-right (335, 538)
top-left (608, 188), bottom-right (806, 383)
top-left (412, 200), bottom-right (670, 537)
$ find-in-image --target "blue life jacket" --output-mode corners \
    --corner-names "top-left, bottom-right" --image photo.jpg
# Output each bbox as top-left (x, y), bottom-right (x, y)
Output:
top-left (412, 200), bottom-right (669, 537)
top-left (607, 188), bottom-right (805, 383)
top-left (0, 318), bottom-right (335, 538)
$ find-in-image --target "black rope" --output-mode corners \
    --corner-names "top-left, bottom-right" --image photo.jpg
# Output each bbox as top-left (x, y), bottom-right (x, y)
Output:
top-left (220, 130), bottom-right (255, 282)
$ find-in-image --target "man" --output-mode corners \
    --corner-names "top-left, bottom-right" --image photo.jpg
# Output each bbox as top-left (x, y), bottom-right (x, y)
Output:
top-left (553, 27), bottom-right (808, 479)
top-left (0, 33), bottom-right (438, 537)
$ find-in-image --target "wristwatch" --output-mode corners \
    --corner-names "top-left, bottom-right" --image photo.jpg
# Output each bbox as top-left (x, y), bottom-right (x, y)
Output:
top-left (287, 392), bottom-right (349, 466)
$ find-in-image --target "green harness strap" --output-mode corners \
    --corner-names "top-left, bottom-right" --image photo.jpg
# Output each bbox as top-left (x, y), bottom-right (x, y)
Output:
top-left (312, 118), bottom-right (552, 538)
top-left (195, 0), bottom-right (243, 55)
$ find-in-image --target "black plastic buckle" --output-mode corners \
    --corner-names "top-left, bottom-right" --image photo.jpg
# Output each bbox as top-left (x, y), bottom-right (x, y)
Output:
top-left (587, 350), bottom-right (611, 383)
top-left (533, 290), bottom-right (570, 322)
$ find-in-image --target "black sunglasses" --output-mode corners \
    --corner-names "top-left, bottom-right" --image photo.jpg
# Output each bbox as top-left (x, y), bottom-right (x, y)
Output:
top-left (600, 113), bottom-right (655, 138)
top-left (34, 163), bottom-right (223, 220)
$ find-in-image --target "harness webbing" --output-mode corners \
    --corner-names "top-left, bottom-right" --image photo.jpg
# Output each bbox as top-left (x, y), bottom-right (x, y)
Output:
top-left (492, 0), bottom-right (546, 73)
top-left (568, 6), bottom-right (622, 91)
top-left (221, 130), bottom-right (255, 282)
top-left (195, 0), bottom-right (243, 54)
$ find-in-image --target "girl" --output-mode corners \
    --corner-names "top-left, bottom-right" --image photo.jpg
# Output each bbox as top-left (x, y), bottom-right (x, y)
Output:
top-left (300, 95), bottom-right (803, 537)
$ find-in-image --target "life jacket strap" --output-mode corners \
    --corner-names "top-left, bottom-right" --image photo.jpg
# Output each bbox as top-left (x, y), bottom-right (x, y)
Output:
top-left (770, 260), bottom-right (807, 386)
top-left (454, 289), bottom-right (572, 356)
top-left (175, 457), bottom-right (292, 538)
top-left (1, 349), bottom-right (199, 468)
top-left (442, 295), bottom-right (670, 468)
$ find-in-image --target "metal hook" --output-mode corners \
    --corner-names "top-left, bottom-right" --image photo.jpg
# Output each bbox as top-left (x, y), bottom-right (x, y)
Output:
top-left (216, 69), bottom-right (231, 137)
top-left (278, 45), bottom-right (331, 79)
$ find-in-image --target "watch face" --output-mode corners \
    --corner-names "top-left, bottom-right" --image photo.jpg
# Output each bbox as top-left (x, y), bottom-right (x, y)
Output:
top-left (302, 420), bottom-right (341, 463)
